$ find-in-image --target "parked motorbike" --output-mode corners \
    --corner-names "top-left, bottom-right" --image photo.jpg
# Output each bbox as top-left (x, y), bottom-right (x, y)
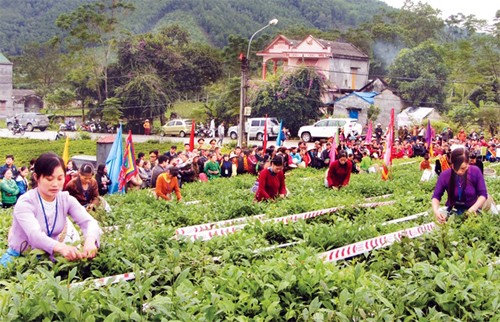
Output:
top-left (80, 121), bottom-right (96, 132)
top-left (106, 124), bottom-right (115, 133)
top-left (59, 120), bottom-right (77, 131)
top-left (11, 124), bottom-right (25, 135)
top-left (195, 124), bottom-right (212, 138)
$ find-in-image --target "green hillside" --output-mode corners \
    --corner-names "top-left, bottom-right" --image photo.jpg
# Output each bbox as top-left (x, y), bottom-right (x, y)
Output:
top-left (0, 0), bottom-right (393, 55)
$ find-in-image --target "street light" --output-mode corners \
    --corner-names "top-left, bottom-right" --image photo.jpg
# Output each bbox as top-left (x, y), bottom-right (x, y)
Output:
top-left (238, 18), bottom-right (278, 147)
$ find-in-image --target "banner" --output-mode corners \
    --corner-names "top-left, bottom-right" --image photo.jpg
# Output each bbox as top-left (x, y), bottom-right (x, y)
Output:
top-left (105, 124), bottom-right (123, 194)
top-left (319, 222), bottom-right (436, 262)
top-left (381, 109), bottom-right (394, 180)
top-left (175, 214), bottom-right (266, 236)
top-left (189, 120), bottom-right (195, 152)
top-left (364, 121), bottom-right (372, 145)
top-left (62, 136), bottom-right (70, 165)
top-left (329, 135), bottom-right (336, 165)
top-left (426, 119), bottom-right (434, 157)
top-left (69, 271), bottom-right (142, 288)
top-left (118, 131), bottom-right (138, 191)
top-left (275, 120), bottom-right (283, 147)
top-left (179, 201), bottom-right (395, 241)
top-left (262, 114), bottom-right (268, 151)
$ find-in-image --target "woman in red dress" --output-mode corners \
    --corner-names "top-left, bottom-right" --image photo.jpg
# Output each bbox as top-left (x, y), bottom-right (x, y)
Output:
top-left (255, 155), bottom-right (287, 202)
top-left (326, 150), bottom-right (352, 190)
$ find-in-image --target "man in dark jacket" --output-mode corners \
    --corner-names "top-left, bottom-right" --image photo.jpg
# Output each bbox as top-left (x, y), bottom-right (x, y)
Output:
top-left (151, 155), bottom-right (169, 188)
top-left (0, 155), bottom-right (18, 179)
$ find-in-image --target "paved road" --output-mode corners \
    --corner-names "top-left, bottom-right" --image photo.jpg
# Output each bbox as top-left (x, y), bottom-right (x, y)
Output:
top-left (0, 128), bottom-right (308, 148)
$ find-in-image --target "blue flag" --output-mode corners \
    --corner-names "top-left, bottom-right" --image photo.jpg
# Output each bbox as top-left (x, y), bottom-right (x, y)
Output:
top-left (105, 124), bottom-right (123, 194)
top-left (276, 120), bottom-right (283, 147)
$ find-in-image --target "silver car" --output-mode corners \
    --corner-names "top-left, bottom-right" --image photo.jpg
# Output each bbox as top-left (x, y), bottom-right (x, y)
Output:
top-left (160, 119), bottom-right (193, 137)
top-left (6, 113), bottom-right (50, 132)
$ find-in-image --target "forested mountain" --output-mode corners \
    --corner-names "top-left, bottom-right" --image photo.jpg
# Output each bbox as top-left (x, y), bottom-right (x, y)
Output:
top-left (0, 0), bottom-right (392, 55)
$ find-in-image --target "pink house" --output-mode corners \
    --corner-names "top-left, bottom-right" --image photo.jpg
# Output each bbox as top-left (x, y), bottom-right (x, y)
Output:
top-left (257, 34), bottom-right (370, 97)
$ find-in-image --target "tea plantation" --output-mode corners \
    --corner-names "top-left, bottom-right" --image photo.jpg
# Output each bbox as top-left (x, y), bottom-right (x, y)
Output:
top-left (0, 137), bottom-right (499, 321)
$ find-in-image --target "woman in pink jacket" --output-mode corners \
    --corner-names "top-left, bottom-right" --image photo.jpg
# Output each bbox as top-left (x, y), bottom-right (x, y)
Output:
top-left (1, 153), bottom-right (102, 267)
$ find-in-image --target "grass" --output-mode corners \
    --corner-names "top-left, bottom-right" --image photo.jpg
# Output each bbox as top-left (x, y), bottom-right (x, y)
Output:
top-left (169, 100), bottom-right (204, 119)
top-left (0, 137), bottom-right (182, 168)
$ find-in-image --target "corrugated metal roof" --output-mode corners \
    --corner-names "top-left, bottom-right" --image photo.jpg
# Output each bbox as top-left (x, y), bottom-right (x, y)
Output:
top-left (400, 107), bottom-right (434, 119)
top-left (0, 52), bottom-right (12, 64)
top-left (335, 91), bottom-right (379, 105)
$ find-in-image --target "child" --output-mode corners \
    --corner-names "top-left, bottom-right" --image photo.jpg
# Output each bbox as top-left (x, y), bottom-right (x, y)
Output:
top-left (420, 153), bottom-right (432, 171)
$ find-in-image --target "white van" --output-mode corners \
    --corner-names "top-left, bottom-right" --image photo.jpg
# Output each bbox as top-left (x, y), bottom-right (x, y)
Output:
top-left (228, 117), bottom-right (280, 141)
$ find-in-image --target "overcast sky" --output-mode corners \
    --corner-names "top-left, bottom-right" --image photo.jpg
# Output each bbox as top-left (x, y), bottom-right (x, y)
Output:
top-left (381, 0), bottom-right (499, 23)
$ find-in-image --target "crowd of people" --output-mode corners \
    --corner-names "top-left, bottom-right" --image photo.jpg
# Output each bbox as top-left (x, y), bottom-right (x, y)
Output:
top-left (0, 124), bottom-right (497, 266)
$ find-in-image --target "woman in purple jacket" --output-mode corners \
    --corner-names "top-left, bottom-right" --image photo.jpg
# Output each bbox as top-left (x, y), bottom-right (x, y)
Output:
top-left (1, 153), bottom-right (102, 267)
top-left (432, 147), bottom-right (489, 224)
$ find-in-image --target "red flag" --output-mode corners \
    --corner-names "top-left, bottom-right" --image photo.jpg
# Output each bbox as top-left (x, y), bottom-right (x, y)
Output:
top-left (262, 114), bottom-right (268, 151)
top-left (381, 109), bottom-right (394, 180)
top-left (118, 131), bottom-right (138, 191)
top-left (189, 120), bottom-right (195, 152)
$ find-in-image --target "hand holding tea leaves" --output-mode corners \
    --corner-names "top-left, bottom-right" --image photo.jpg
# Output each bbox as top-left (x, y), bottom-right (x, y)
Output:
top-left (82, 238), bottom-right (98, 259)
top-left (54, 243), bottom-right (83, 261)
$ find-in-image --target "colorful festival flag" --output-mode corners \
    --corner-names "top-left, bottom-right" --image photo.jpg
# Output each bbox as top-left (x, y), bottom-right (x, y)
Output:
top-left (381, 109), bottom-right (394, 180)
top-left (426, 119), bottom-right (434, 157)
top-left (189, 120), bottom-right (195, 152)
top-left (118, 130), bottom-right (138, 191)
top-left (329, 135), bottom-right (336, 165)
top-left (105, 124), bottom-right (123, 194)
top-left (275, 120), bottom-right (283, 147)
top-left (365, 121), bottom-right (373, 145)
top-left (262, 115), bottom-right (268, 151)
top-left (62, 136), bottom-right (70, 165)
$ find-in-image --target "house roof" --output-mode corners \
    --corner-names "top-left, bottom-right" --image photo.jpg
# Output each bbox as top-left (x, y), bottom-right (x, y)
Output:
top-left (259, 34), bottom-right (298, 53)
top-left (0, 52), bottom-right (12, 64)
top-left (397, 107), bottom-right (438, 126)
top-left (358, 77), bottom-right (390, 92)
top-left (335, 91), bottom-right (379, 105)
top-left (12, 89), bottom-right (38, 98)
top-left (316, 39), bottom-right (369, 59)
top-left (399, 107), bottom-right (434, 119)
top-left (11, 89), bottom-right (42, 103)
top-left (258, 34), bottom-right (369, 60)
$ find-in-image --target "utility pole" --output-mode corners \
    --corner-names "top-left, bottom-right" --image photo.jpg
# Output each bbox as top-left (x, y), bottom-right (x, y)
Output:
top-left (237, 18), bottom-right (278, 148)
top-left (238, 53), bottom-right (248, 148)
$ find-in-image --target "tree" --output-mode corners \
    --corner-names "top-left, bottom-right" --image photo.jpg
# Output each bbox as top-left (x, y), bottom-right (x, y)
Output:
top-left (109, 26), bottom-right (223, 124)
top-left (446, 102), bottom-right (478, 129)
top-left (14, 39), bottom-right (65, 97)
top-left (367, 105), bottom-right (380, 123)
top-left (45, 88), bottom-right (76, 116)
top-left (468, 79), bottom-right (500, 107)
top-left (56, 0), bottom-right (134, 104)
top-left (194, 77), bottom-right (242, 125)
top-left (174, 44), bottom-right (223, 97)
top-left (251, 67), bottom-right (325, 135)
top-left (101, 97), bottom-right (123, 126)
top-left (476, 101), bottom-right (500, 137)
top-left (394, 0), bottom-right (444, 47)
top-left (388, 41), bottom-right (449, 110)
top-left (114, 68), bottom-right (171, 127)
